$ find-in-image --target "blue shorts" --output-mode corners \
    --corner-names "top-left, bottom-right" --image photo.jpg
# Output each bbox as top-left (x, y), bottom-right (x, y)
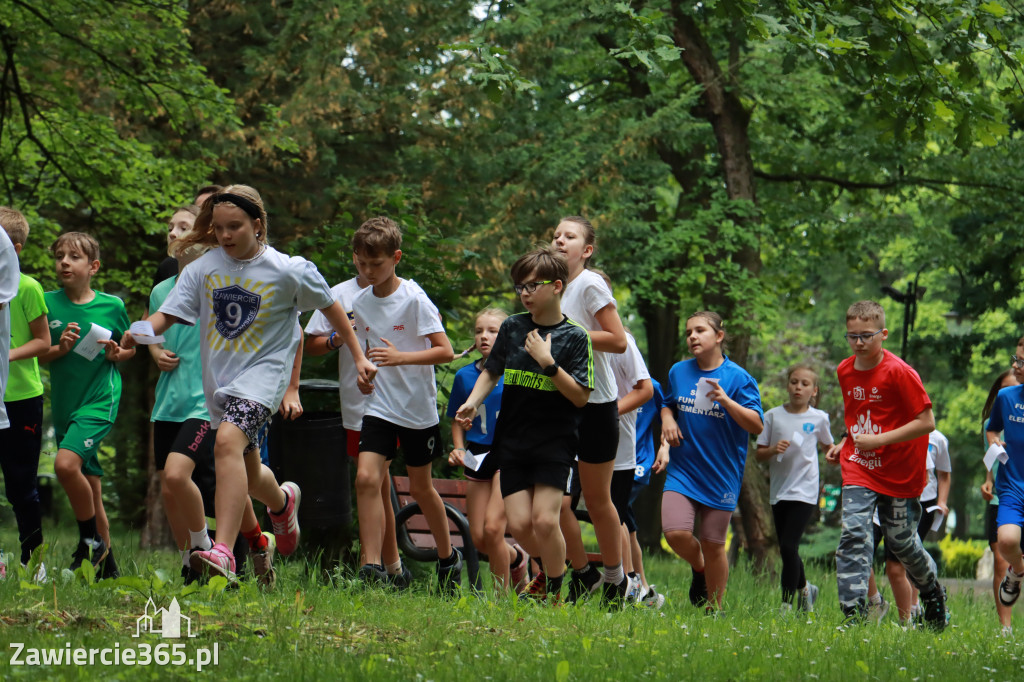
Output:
top-left (996, 490), bottom-right (1024, 529)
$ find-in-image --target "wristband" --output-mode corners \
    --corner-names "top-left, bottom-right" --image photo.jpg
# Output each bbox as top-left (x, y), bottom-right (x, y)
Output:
top-left (327, 332), bottom-right (338, 350)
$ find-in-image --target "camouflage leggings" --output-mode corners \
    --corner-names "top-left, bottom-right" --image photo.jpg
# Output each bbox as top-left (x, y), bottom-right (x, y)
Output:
top-left (836, 486), bottom-right (938, 618)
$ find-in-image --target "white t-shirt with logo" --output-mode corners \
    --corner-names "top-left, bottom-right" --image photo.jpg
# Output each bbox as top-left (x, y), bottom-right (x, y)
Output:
top-left (757, 405), bottom-right (833, 505)
top-left (305, 277), bottom-right (367, 431)
top-left (0, 228), bottom-right (19, 429)
top-left (160, 246), bottom-right (335, 427)
top-left (922, 430), bottom-right (952, 501)
top-left (561, 268), bottom-right (617, 404)
top-left (351, 279), bottom-right (445, 430)
top-left (610, 333), bottom-right (651, 471)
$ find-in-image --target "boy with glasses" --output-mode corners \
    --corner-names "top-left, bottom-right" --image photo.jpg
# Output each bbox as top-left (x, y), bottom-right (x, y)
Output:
top-left (825, 300), bottom-right (947, 630)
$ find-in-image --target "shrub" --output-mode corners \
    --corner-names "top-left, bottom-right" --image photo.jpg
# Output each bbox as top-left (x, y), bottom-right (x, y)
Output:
top-left (939, 535), bottom-right (986, 578)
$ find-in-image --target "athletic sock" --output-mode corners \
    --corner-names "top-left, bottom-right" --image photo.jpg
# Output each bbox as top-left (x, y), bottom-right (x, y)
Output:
top-left (546, 572), bottom-right (565, 595)
top-left (439, 549), bottom-right (459, 568)
top-left (271, 490), bottom-right (289, 516)
top-left (77, 517), bottom-right (99, 543)
top-left (242, 524), bottom-right (268, 552)
top-left (574, 563), bottom-right (599, 580)
top-left (509, 547), bottom-right (523, 569)
top-left (188, 527), bottom-right (213, 552)
top-left (869, 592), bottom-right (882, 606)
top-left (386, 560), bottom-right (403, 575)
top-left (603, 562), bottom-right (624, 586)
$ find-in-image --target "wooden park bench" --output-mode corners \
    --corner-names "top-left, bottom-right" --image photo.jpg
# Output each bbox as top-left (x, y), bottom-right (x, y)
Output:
top-left (391, 475), bottom-right (602, 591)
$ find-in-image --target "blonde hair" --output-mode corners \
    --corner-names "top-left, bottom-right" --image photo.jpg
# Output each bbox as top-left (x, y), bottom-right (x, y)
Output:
top-left (0, 207), bottom-right (29, 246)
top-left (178, 184), bottom-right (268, 250)
top-left (787, 364), bottom-right (820, 407)
top-left (475, 307), bottom-right (508, 326)
top-left (846, 300), bottom-right (885, 327)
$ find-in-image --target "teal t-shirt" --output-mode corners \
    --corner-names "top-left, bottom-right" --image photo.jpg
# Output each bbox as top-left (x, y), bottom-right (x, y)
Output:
top-left (5, 273), bottom-right (47, 401)
top-left (149, 276), bottom-right (208, 422)
top-left (44, 289), bottom-right (129, 429)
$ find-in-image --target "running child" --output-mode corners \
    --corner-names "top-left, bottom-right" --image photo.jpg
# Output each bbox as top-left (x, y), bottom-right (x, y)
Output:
top-left (755, 364), bottom-right (833, 613)
top-left (348, 217), bottom-right (461, 593)
top-left (149, 231), bottom-right (276, 586)
top-left (653, 311), bottom-right (763, 613)
top-left (447, 307), bottom-right (530, 593)
top-left (40, 232), bottom-right (134, 578)
top-left (824, 300), bottom-right (947, 629)
top-left (1, 209), bottom-right (50, 579)
top-left (626, 378), bottom-right (668, 607)
top-left (455, 246), bottom-right (594, 604)
top-left (552, 216), bottom-right (630, 604)
top-left (304, 255), bottom-right (408, 587)
top-left (123, 185), bottom-right (375, 580)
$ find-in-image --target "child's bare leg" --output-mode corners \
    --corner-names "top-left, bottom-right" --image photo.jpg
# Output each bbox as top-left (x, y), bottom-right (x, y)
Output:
top-left (243, 449), bottom-right (286, 512)
top-left (162, 452), bottom-right (204, 550)
top-left (55, 449), bottom-right (94, 521)
top-left (354, 451), bottom-right (389, 565)
top-left (380, 471), bottom-right (400, 567)
top-left (465, 480), bottom-right (491, 557)
top-left (578, 460), bottom-right (622, 567)
top-left (702, 539), bottom-right (728, 608)
top-left (530, 485), bottom-right (566, 577)
top-left (484, 478), bottom-right (516, 589)
top-left (621, 524), bottom-right (633, 574)
top-left (629, 531), bottom-right (648, 589)
top-left (885, 559), bottom-right (912, 621)
top-left (211, 424), bottom-right (249, 547)
top-left (406, 463), bottom-right (453, 559)
top-left (993, 542), bottom-right (1013, 627)
top-left (559, 497), bottom-right (590, 570)
top-left (88, 475), bottom-right (111, 548)
top-left (997, 524), bottom-right (1024, 575)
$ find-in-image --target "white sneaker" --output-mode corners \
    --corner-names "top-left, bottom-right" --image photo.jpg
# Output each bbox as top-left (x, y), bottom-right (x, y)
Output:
top-left (867, 594), bottom-right (890, 623)
top-left (1002, 625), bottom-right (1013, 638)
top-left (999, 567), bottom-right (1023, 606)
top-left (625, 574), bottom-right (643, 604)
top-left (643, 585), bottom-right (666, 610)
top-left (21, 562), bottom-right (47, 584)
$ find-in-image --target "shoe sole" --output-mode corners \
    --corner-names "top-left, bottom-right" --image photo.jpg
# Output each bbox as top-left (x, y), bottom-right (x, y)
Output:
top-left (190, 552), bottom-right (236, 582)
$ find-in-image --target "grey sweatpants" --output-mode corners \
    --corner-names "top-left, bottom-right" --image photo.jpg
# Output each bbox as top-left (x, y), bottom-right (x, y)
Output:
top-left (836, 485), bottom-right (938, 617)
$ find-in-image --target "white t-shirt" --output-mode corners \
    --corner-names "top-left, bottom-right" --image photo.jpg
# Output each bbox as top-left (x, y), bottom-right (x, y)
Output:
top-left (757, 405), bottom-right (833, 505)
top-left (159, 246), bottom-right (334, 427)
top-left (0, 228), bottom-right (20, 429)
top-left (610, 334), bottom-right (650, 471)
top-left (351, 279), bottom-right (445, 429)
top-left (922, 430), bottom-right (952, 501)
top-left (304, 277), bottom-right (367, 431)
top-left (561, 268), bottom-right (617, 404)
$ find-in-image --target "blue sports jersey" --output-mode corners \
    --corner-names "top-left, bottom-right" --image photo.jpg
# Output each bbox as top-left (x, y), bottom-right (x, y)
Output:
top-left (447, 360), bottom-right (504, 446)
top-left (986, 384), bottom-right (1024, 503)
top-left (663, 357), bottom-right (763, 511)
top-left (634, 378), bottom-right (666, 485)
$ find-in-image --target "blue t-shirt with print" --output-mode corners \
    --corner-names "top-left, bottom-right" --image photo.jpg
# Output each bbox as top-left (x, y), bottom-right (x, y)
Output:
top-left (447, 360), bottom-right (504, 447)
top-left (634, 378), bottom-right (666, 486)
top-left (663, 357), bottom-right (763, 511)
top-left (986, 384), bottom-right (1024, 503)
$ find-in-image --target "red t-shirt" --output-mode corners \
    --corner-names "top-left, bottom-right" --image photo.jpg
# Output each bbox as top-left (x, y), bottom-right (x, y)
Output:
top-left (837, 350), bottom-right (931, 497)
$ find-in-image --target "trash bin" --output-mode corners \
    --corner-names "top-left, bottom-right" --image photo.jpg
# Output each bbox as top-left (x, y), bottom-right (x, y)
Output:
top-left (267, 379), bottom-right (353, 574)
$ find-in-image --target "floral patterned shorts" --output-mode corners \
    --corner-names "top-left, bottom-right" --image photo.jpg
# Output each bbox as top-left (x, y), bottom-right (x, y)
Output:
top-left (221, 397), bottom-right (272, 453)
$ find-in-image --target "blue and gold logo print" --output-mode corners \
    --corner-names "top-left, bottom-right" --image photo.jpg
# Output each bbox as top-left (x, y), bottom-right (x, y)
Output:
top-left (205, 276), bottom-right (274, 350)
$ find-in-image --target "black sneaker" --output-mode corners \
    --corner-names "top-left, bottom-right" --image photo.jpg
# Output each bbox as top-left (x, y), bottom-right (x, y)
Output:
top-left (688, 568), bottom-right (708, 607)
top-left (566, 565), bottom-right (602, 604)
top-left (600, 576), bottom-right (628, 609)
top-left (99, 548), bottom-right (119, 579)
top-left (920, 584), bottom-right (950, 632)
top-left (69, 538), bottom-right (108, 573)
top-left (358, 563), bottom-right (388, 585)
top-left (437, 548), bottom-right (463, 597)
top-left (180, 564), bottom-right (202, 585)
top-left (387, 564), bottom-right (413, 590)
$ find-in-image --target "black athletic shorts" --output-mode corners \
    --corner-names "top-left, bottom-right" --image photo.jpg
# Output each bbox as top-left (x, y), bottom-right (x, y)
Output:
top-left (499, 443), bottom-right (573, 498)
top-left (576, 401), bottom-right (619, 464)
top-left (611, 468), bottom-right (636, 532)
top-left (359, 415), bottom-right (443, 468)
top-left (464, 440), bottom-right (500, 482)
top-left (154, 419), bottom-right (214, 470)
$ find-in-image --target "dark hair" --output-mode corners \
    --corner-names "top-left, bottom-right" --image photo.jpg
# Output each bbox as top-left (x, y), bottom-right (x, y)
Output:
top-left (983, 369), bottom-right (1017, 425)
top-left (353, 216), bottom-right (402, 256)
top-left (510, 245), bottom-right (569, 290)
top-left (194, 184), bottom-right (224, 206)
top-left (686, 310), bottom-right (726, 352)
top-left (559, 215), bottom-right (596, 266)
top-left (51, 232), bottom-right (100, 262)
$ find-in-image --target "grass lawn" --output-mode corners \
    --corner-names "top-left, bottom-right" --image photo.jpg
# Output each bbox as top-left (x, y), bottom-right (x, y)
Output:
top-left (0, 523), bottom-right (1020, 681)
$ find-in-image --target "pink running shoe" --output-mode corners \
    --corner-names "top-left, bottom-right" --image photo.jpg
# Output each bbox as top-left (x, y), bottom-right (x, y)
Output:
top-left (190, 543), bottom-right (236, 581)
top-left (268, 482), bottom-right (301, 556)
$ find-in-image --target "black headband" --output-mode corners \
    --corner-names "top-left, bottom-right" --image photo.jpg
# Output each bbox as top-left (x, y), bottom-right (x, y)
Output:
top-left (211, 193), bottom-right (262, 221)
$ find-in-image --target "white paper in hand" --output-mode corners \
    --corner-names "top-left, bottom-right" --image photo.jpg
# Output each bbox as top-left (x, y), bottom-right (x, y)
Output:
top-left (693, 377), bottom-right (715, 412)
top-left (779, 430), bottom-right (806, 462)
top-left (462, 450), bottom-right (488, 472)
top-left (73, 323), bottom-right (112, 361)
top-left (984, 443), bottom-right (1008, 471)
top-left (129, 320), bottom-right (166, 344)
top-left (927, 506), bottom-right (945, 533)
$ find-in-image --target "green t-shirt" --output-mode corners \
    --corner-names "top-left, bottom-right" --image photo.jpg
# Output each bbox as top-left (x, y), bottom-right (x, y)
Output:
top-left (44, 289), bottom-right (129, 429)
top-left (5, 273), bottom-right (47, 401)
top-left (149, 276), bottom-right (208, 422)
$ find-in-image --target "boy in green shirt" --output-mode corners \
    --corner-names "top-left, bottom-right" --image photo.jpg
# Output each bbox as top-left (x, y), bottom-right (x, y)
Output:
top-left (1, 208), bottom-right (51, 578)
top-left (39, 232), bottom-right (134, 578)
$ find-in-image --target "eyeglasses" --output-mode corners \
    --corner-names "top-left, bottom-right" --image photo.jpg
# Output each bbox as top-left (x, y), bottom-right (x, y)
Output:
top-left (514, 280), bottom-right (553, 295)
top-left (844, 330), bottom-right (884, 343)
top-left (1011, 356), bottom-right (1024, 369)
